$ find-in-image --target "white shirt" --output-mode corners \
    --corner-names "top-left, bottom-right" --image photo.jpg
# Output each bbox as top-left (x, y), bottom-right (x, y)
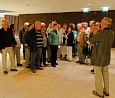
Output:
top-left (14, 33), bottom-right (21, 47)
top-left (83, 27), bottom-right (90, 38)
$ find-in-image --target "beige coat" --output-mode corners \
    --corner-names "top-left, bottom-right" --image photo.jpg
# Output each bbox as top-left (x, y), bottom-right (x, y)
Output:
top-left (76, 30), bottom-right (87, 48)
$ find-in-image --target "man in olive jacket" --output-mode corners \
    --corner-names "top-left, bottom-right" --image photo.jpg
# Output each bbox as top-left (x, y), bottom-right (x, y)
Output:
top-left (90, 17), bottom-right (114, 98)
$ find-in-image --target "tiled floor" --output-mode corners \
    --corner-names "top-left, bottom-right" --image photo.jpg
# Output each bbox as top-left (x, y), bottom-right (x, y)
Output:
top-left (0, 49), bottom-right (115, 98)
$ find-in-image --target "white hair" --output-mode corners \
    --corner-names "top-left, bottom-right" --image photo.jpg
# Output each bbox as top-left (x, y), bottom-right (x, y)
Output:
top-left (41, 22), bottom-right (46, 26)
top-left (77, 23), bottom-right (82, 27)
top-left (24, 22), bottom-right (29, 25)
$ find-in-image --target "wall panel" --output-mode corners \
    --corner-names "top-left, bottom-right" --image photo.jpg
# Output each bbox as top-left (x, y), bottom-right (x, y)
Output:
top-left (19, 10), bottom-right (115, 47)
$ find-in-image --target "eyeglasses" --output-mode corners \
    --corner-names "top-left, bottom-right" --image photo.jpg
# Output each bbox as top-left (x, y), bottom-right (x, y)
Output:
top-left (53, 24), bottom-right (57, 27)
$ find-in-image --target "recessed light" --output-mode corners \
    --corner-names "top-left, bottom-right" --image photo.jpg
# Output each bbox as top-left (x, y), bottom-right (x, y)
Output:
top-left (88, 4), bottom-right (91, 5)
top-left (82, 8), bottom-right (90, 13)
top-left (101, 7), bottom-right (109, 12)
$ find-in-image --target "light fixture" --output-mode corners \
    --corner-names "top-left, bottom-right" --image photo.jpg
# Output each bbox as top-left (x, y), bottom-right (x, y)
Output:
top-left (82, 8), bottom-right (90, 13)
top-left (101, 7), bottom-right (109, 12)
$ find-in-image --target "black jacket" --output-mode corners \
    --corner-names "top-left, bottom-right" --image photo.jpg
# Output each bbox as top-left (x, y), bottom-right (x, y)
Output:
top-left (19, 28), bottom-right (27, 43)
top-left (0, 28), bottom-right (16, 50)
top-left (67, 32), bottom-right (74, 46)
top-left (27, 28), bottom-right (43, 52)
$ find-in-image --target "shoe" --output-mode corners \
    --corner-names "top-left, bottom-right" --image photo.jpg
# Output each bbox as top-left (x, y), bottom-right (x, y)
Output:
top-left (103, 91), bottom-right (109, 96)
top-left (4, 71), bottom-right (8, 74)
top-left (76, 61), bottom-right (81, 63)
top-left (90, 69), bottom-right (94, 74)
top-left (11, 69), bottom-right (18, 71)
top-left (51, 65), bottom-right (56, 67)
top-left (80, 62), bottom-right (84, 64)
top-left (92, 90), bottom-right (104, 98)
top-left (55, 63), bottom-right (58, 65)
top-left (40, 64), bottom-right (44, 67)
top-left (31, 69), bottom-right (36, 73)
top-left (43, 63), bottom-right (48, 66)
top-left (48, 61), bottom-right (51, 63)
top-left (36, 67), bottom-right (43, 70)
top-left (17, 64), bottom-right (23, 66)
top-left (26, 65), bottom-right (31, 68)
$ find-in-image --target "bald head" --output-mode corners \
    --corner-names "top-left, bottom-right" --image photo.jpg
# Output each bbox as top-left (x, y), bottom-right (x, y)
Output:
top-left (52, 21), bottom-right (57, 27)
top-left (35, 21), bottom-right (41, 30)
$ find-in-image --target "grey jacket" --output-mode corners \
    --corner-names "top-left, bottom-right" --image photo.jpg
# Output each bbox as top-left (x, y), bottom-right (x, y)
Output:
top-left (90, 28), bottom-right (114, 67)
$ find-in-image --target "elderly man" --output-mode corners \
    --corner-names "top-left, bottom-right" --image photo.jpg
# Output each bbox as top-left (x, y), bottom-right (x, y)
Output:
top-left (76, 23), bottom-right (86, 64)
top-left (19, 22), bottom-right (29, 60)
top-left (28, 21), bottom-right (43, 73)
top-left (0, 20), bottom-right (17, 74)
top-left (83, 22), bottom-right (90, 38)
top-left (90, 17), bottom-right (114, 98)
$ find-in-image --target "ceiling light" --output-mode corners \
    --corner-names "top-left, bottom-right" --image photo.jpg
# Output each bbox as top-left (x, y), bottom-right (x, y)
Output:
top-left (101, 7), bottom-right (109, 12)
top-left (88, 4), bottom-right (91, 5)
top-left (82, 8), bottom-right (90, 13)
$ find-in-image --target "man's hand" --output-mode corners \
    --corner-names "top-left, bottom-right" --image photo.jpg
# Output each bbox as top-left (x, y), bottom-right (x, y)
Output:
top-left (0, 50), bottom-right (2, 54)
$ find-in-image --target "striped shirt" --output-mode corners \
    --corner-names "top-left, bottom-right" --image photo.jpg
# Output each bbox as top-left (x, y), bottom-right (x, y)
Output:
top-left (36, 30), bottom-right (43, 48)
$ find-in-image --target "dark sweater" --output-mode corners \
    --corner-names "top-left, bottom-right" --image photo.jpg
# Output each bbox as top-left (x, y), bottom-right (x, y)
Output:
top-left (27, 28), bottom-right (43, 52)
top-left (36, 30), bottom-right (43, 48)
top-left (0, 28), bottom-right (16, 50)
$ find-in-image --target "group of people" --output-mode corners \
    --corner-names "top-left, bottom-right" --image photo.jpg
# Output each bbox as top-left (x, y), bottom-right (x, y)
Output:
top-left (0, 17), bottom-right (114, 98)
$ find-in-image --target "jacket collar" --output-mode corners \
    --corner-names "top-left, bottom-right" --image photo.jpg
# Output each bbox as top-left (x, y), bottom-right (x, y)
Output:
top-left (103, 27), bottom-right (110, 30)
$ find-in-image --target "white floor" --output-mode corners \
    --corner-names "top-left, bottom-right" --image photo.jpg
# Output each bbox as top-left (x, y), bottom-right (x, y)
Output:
top-left (0, 49), bottom-right (115, 98)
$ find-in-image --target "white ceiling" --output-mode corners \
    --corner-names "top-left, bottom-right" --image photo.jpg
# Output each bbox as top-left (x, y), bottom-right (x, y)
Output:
top-left (0, 0), bottom-right (115, 15)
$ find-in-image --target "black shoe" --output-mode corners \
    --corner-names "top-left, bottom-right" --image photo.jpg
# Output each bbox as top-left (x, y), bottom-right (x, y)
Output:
top-left (103, 91), bottom-right (109, 96)
top-left (55, 63), bottom-right (58, 65)
top-left (4, 71), bottom-right (8, 74)
top-left (90, 69), bottom-right (94, 74)
top-left (11, 69), bottom-right (18, 71)
top-left (48, 61), bottom-right (51, 63)
top-left (43, 63), bottom-right (48, 66)
top-left (51, 65), bottom-right (56, 67)
top-left (92, 90), bottom-right (104, 98)
top-left (17, 64), bottom-right (23, 66)
top-left (31, 69), bottom-right (36, 73)
top-left (76, 61), bottom-right (81, 63)
top-left (36, 67), bottom-right (43, 70)
top-left (80, 62), bottom-right (84, 64)
top-left (26, 65), bottom-right (31, 68)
